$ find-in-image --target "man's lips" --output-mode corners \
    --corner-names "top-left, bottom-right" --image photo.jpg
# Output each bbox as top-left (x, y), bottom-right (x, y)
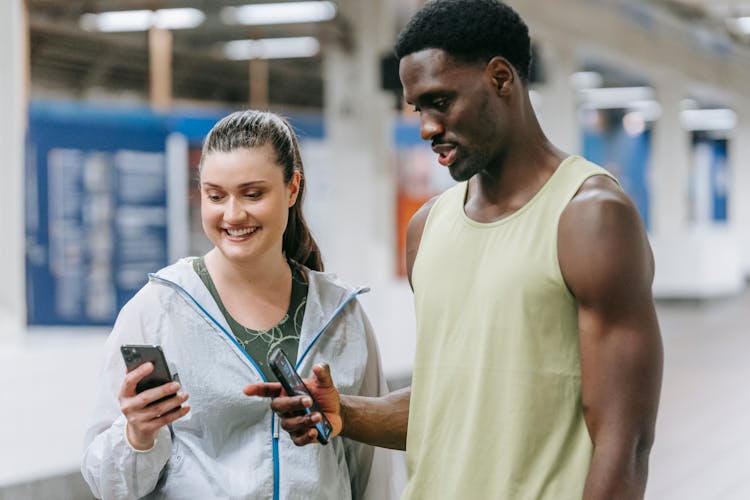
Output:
top-left (432, 143), bottom-right (457, 167)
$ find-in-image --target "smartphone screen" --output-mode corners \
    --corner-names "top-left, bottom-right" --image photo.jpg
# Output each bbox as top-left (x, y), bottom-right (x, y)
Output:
top-left (268, 347), bottom-right (333, 445)
top-left (120, 344), bottom-right (178, 407)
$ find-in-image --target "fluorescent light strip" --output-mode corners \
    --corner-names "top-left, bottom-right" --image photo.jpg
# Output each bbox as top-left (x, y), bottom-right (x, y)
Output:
top-left (726, 16), bottom-right (750, 35)
top-left (569, 71), bottom-right (603, 90)
top-left (224, 37), bottom-right (321, 60)
top-left (680, 109), bottom-right (737, 132)
top-left (578, 86), bottom-right (655, 109)
top-left (221, 1), bottom-right (336, 26)
top-left (154, 9), bottom-right (206, 30)
top-left (80, 8), bottom-right (205, 32)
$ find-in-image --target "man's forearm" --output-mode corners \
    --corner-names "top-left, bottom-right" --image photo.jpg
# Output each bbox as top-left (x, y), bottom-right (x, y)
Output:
top-left (339, 387), bottom-right (410, 450)
top-left (583, 440), bottom-right (652, 499)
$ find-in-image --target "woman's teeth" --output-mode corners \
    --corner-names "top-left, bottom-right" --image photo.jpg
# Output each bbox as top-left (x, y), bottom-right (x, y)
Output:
top-left (226, 227), bottom-right (257, 237)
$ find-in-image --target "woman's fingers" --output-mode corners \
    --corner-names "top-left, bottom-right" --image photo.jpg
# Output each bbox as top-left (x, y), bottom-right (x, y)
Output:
top-left (119, 362), bottom-right (153, 398)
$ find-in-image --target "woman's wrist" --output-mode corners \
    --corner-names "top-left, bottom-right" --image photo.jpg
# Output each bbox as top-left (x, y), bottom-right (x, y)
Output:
top-left (125, 423), bottom-right (157, 452)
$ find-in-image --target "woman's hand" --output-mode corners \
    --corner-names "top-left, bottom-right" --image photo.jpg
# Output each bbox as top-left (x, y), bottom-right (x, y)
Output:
top-left (118, 362), bottom-right (190, 450)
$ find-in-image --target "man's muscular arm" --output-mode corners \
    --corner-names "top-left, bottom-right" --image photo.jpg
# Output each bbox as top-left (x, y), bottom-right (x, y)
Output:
top-left (559, 175), bottom-right (663, 499)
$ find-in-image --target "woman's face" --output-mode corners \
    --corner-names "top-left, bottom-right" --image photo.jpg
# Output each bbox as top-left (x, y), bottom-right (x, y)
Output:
top-left (200, 145), bottom-right (299, 266)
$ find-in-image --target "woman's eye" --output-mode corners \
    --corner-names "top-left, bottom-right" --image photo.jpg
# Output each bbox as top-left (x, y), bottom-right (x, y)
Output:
top-left (207, 193), bottom-right (222, 202)
top-left (245, 192), bottom-right (262, 199)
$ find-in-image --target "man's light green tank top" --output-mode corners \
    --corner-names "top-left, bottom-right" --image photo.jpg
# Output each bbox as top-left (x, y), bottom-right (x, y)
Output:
top-left (404, 156), bottom-right (615, 499)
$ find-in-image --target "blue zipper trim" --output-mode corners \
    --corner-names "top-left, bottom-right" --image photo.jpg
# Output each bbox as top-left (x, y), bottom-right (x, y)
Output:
top-left (149, 272), bottom-right (282, 497)
top-left (295, 287), bottom-right (370, 370)
top-left (272, 416), bottom-right (279, 500)
top-left (148, 274), bottom-right (268, 380)
top-left (149, 273), bottom-right (369, 500)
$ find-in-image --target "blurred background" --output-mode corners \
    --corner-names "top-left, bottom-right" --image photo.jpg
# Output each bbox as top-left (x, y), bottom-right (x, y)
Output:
top-left (2, 0), bottom-right (750, 498)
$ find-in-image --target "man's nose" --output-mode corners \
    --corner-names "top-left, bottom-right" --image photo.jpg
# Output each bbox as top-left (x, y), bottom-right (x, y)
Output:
top-left (420, 114), bottom-right (443, 141)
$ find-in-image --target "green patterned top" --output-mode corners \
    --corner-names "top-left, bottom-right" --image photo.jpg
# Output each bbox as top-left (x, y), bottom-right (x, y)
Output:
top-left (193, 256), bottom-right (308, 381)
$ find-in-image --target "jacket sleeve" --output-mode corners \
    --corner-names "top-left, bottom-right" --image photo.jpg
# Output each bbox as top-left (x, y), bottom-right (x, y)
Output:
top-left (343, 301), bottom-right (408, 500)
top-left (80, 288), bottom-right (173, 500)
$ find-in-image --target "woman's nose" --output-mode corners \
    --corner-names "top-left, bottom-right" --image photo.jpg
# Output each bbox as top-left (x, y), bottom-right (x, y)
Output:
top-left (224, 197), bottom-right (246, 222)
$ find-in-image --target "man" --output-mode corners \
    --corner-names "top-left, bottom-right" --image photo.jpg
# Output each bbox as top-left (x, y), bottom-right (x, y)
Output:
top-left (245, 1), bottom-right (663, 498)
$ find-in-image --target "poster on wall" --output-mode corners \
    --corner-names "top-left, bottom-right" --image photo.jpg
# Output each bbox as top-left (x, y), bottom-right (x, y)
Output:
top-left (26, 103), bottom-right (170, 326)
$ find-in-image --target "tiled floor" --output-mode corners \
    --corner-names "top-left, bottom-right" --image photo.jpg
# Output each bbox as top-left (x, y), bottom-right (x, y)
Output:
top-left (646, 288), bottom-right (750, 499)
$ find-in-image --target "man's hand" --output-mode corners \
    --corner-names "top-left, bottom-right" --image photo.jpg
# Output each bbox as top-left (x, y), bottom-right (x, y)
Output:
top-left (243, 363), bottom-right (343, 446)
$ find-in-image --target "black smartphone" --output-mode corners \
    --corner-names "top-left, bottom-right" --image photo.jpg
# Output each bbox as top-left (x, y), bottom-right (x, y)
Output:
top-left (268, 347), bottom-right (333, 445)
top-left (120, 344), bottom-right (179, 408)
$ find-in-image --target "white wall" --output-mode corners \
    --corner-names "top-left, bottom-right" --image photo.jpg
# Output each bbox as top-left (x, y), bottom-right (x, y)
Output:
top-left (0, 0), bottom-right (25, 339)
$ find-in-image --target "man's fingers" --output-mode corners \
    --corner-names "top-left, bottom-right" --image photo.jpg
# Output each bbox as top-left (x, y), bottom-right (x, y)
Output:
top-left (243, 382), bottom-right (283, 398)
top-left (290, 428), bottom-right (318, 447)
top-left (311, 363), bottom-right (334, 388)
top-left (279, 412), bottom-right (320, 434)
top-left (270, 395), bottom-right (311, 415)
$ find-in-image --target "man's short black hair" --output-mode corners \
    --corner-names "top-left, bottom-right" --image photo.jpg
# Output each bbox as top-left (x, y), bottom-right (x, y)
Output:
top-left (394, 0), bottom-right (532, 83)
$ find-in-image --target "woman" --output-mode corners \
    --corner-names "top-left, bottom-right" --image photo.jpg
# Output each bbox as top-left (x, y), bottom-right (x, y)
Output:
top-left (81, 110), bottom-right (400, 499)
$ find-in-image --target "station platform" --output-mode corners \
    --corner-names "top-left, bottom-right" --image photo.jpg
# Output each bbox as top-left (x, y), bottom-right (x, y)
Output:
top-left (2, 287), bottom-right (749, 499)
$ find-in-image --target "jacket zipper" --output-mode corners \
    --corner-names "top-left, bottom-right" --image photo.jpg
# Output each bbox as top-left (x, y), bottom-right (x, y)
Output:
top-left (148, 274), bottom-right (368, 500)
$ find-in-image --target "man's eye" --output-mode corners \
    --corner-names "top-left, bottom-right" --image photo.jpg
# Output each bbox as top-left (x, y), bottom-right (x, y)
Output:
top-left (246, 192), bottom-right (262, 199)
top-left (433, 98), bottom-right (448, 110)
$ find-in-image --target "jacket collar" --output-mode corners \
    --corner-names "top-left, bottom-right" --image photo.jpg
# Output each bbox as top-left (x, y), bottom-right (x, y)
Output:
top-left (148, 257), bottom-right (369, 365)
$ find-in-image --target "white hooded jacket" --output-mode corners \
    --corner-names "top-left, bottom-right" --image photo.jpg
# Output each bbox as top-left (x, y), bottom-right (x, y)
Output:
top-left (81, 258), bottom-right (404, 500)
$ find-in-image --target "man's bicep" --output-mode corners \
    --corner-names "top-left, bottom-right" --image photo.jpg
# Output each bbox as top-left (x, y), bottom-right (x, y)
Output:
top-left (559, 181), bottom-right (663, 444)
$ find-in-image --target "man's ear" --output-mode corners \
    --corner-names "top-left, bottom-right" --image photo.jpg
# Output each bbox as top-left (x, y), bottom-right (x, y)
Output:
top-left (487, 56), bottom-right (515, 96)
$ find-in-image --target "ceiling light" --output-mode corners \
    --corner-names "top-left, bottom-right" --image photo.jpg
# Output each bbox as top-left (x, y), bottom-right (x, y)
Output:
top-left (726, 16), bottom-right (750, 36)
top-left (680, 108), bottom-right (737, 132)
top-left (80, 8), bottom-right (205, 32)
top-left (578, 86), bottom-right (655, 109)
top-left (153, 9), bottom-right (206, 30)
top-left (224, 37), bottom-right (321, 60)
top-left (569, 71), bottom-right (603, 90)
top-left (623, 111), bottom-right (647, 137)
top-left (221, 1), bottom-right (336, 26)
top-left (627, 100), bottom-right (662, 122)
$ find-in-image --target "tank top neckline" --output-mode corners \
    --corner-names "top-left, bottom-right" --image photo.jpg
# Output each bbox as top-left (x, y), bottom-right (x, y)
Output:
top-left (458, 155), bottom-right (579, 229)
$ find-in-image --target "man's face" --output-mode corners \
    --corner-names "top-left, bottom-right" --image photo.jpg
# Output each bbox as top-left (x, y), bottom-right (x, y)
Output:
top-left (399, 49), bottom-right (503, 182)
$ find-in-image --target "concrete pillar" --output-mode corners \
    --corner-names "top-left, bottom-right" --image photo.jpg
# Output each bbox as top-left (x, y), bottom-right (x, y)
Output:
top-left (649, 72), bottom-right (691, 236)
top-left (149, 27), bottom-right (173, 110)
top-left (0, 0), bottom-right (26, 339)
top-left (729, 104), bottom-right (750, 277)
top-left (249, 58), bottom-right (269, 110)
top-left (533, 41), bottom-right (580, 155)
top-left (318, 0), bottom-right (396, 286)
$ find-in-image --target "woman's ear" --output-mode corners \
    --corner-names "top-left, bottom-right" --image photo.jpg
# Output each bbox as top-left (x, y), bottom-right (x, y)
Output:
top-left (487, 56), bottom-right (515, 96)
top-left (288, 170), bottom-right (301, 207)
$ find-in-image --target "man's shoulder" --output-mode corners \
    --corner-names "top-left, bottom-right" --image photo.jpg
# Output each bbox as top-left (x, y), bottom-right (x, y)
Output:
top-left (568, 173), bottom-right (633, 216)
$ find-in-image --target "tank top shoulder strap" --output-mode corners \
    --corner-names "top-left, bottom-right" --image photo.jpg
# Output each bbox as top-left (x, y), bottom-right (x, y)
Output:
top-left (534, 155), bottom-right (619, 218)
